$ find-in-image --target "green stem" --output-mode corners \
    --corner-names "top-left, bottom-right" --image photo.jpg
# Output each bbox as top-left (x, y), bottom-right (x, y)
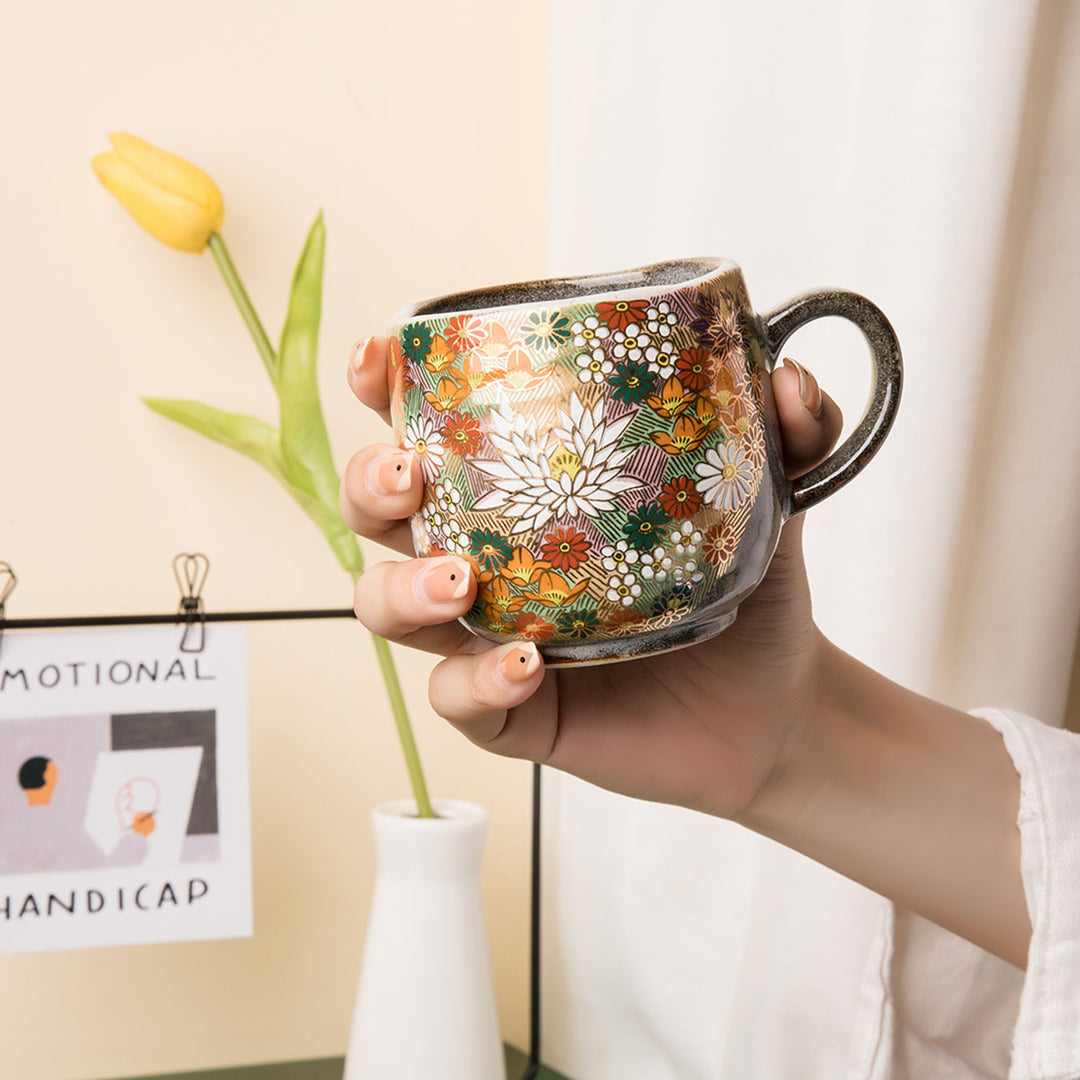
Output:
top-left (346, 562), bottom-right (434, 819)
top-left (208, 233), bottom-right (277, 383)
top-left (372, 631), bottom-right (435, 818)
top-left (208, 229), bottom-right (435, 817)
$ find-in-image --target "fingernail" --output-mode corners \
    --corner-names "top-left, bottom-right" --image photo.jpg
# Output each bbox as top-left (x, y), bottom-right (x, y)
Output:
top-left (348, 336), bottom-right (371, 376)
top-left (413, 557), bottom-right (472, 605)
top-left (783, 357), bottom-right (824, 420)
top-left (494, 642), bottom-right (542, 687)
top-left (366, 449), bottom-right (415, 497)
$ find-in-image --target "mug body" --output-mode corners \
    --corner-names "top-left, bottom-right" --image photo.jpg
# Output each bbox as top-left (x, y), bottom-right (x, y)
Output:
top-left (388, 258), bottom-right (786, 664)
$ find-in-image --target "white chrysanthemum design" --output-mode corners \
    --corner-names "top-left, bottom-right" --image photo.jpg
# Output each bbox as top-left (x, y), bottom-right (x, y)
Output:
top-left (472, 393), bottom-right (643, 534)
top-left (572, 316), bottom-right (610, 348)
top-left (695, 441), bottom-right (755, 511)
top-left (612, 323), bottom-right (651, 362)
top-left (421, 501), bottom-right (446, 538)
top-left (670, 520), bottom-right (702, 557)
top-left (576, 346), bottom-right (614, 384)
top-left (442, 521), bottom-right (469, 555)
top-left (433, 479), bottom-right (462, 517)
top-left (601, 539), bottom-right (640, 573)
top-left (606, 572), bottom-right (642, 607)
top-left (672, 561), bottom-right (704, 587)
top-left (403, 416), bottom-right (446, 482)
top-left (646, 301), bottom-right (678, 338)
top-left (645, 338), bottom-right (677, 380)
top-left (640, 546), bottom-right (672, 581)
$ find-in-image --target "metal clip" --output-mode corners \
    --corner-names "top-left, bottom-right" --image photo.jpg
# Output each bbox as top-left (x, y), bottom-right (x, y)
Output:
top-left (173, 553), bottom-right (209, 653)
top-left (0, 563), bottom-right (15, 659)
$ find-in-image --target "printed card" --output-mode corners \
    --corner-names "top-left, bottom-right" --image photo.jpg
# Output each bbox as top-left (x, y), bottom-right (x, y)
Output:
top-left (0, 625), bottom-right (252, 953)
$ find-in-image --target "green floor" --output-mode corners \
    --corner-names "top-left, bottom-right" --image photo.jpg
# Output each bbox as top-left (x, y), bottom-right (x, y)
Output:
top-left (127, 1045), bottom-right (569, 1079)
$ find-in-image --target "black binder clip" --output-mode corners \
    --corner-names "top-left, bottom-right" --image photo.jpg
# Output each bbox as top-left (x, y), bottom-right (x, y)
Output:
top-left (0, 563), bottom-right (15, 659)
top-left (173, 553), bottom-right (209, 653)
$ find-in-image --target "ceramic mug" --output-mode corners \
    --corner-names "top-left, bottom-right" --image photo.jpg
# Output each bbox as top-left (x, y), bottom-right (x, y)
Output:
top-left (387, 258), bottom-right (901, 665)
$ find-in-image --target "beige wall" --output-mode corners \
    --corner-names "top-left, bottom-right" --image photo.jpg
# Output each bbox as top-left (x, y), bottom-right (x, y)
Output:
top-left (0, 1), bottom-right (549, 1075)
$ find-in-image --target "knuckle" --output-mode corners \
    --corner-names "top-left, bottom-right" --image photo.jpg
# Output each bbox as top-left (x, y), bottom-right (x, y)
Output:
top-left (466, 662), bottom-right (502, 713)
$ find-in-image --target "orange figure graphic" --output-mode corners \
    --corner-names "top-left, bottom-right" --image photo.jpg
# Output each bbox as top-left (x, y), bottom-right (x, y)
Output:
top-left (18, 756), bottom-right (59, 807)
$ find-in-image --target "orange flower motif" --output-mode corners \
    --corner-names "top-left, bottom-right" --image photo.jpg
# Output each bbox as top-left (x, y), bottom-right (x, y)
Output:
top-left (646, 375), bottom-right (695, 420)
top-left (702, 519), bottom-right (740, 568)
top-left (721, 395), bottom-right (747, 429)
top-left (442, 412), bottom-right (485, 456)
top-left (596, 299), bottom-right (649, 332)
top-left (505, 342), bottom-right (532, 373)
top-left (497, 343), bottom-right (549, 391)
top-left (674, 347), bottom-right (714, 392)
top-left (460, 555), bottom-right (496, 588)
top-left (471, 321), bottom-right (512, 367)
top-left (605, 608), bottom-right (646, 636)
top-left (694, 396), bottom-right (720, 432)
top-left (540, 527), bottom-right (591, 572)
top-left (658, 475), bottom-right (704, 519)
top-left (651, 414), bottom-right (713, 455)
top-left (522, 570), bottom-right (589, 608)
top-left (424, 334), bottom-right (457, 374)
top-left (712, 367), bottom-right (740, 412)
top-left (500, 547), bottom-right (551, 587)
top-left (422, 375), bottom-right (471, 413)
top-left (729, 409), bottom-right (752, 439)
top-left (446, 314), bottom-right (487, 354)
top-left (505, 611), bottom-right (556, 641)
top-left (479, 575), bottom-right (528, 614)
top-left (457, 352), bottom-right (495, 390)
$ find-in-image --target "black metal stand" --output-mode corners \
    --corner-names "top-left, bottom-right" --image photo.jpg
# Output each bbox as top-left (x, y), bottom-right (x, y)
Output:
top-left (0, 561), bottom-right (545, 1078)
top-left (2, 609), bottom-right (354, 629)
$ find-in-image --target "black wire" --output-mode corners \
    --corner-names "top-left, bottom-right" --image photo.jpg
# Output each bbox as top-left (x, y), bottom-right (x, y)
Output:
top-left (2, 605), bottom-right (546, 1076)
top-left (1, 609), bottom-right (354, 629)
top-left (521, 761), bottom-right (543, 1079)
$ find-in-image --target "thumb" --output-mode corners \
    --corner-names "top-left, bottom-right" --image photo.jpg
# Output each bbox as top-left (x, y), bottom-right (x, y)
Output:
top-left (772, 358), bottom-right (843, 479)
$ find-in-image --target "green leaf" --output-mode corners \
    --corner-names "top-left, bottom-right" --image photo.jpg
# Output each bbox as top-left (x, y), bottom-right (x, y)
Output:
top-left (143, 397), bottom-right (286, 477)
top-left (276, 212), bottom-right (340, 510)
top-left (143, 397), bottom-right (364, 579)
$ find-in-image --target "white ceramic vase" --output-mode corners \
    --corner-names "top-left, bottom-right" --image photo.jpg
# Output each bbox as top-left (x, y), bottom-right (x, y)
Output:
top-left (344, 798), bottom-right (506, 1080)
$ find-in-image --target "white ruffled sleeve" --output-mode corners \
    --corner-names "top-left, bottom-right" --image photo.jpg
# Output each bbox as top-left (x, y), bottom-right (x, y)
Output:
top-left (980, 707), bottom-right (1080, 1078)
top-left (847, 708), bottom-right (1080, 1080)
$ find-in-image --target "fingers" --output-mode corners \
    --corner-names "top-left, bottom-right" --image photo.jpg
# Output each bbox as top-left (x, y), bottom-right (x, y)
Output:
top-left (353, 555), bottom-right (481, 655)
top-left (346, 336), bottom-right (394, 425)
top-left (339, 443), bottom-right (422, 557)
top-left (353, 553), bottom-right (552, 742)
top-left (428, 642), bottom-right (550, 750)
top-left (772, 358), bottom-right (844, 480)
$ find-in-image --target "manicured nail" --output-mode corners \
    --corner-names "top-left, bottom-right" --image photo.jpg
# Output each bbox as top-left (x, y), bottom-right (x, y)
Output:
top-left (494, 643), bottom-right (542, 687)
top-left (366, 449), bottom-right (415, 497)
top-left (783, 357), bottom-right (824, 420)
top-left (348, 336), bottom-right (371, 376)
top-left (413, 557), bottom-right (472, 605)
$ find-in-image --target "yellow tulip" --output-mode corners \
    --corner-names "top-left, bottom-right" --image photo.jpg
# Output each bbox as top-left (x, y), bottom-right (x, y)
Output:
top-left (92, 133), bottom-right (224, 253)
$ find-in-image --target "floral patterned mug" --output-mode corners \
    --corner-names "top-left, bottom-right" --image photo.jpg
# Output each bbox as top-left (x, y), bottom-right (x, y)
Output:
top-left (388, 258), bottom-right (901, 665)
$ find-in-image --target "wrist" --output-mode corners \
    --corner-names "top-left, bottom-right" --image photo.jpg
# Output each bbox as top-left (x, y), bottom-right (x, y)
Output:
top-left (735, 636), bottom-right (1030, 967)
top-left (732, 628), bottom-right (840, 834)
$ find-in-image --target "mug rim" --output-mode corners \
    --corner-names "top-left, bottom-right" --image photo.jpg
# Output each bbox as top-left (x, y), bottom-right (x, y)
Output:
top-left (392, 256), bottom-right (741, 323)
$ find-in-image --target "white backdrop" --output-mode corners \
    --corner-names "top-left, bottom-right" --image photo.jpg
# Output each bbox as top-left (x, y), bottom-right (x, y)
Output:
top-left (542, 1), bottom-right (1080, 1076)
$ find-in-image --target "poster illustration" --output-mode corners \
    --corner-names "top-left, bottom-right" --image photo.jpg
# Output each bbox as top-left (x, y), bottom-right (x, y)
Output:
top-left (0, 625), bottom-right (252, 953)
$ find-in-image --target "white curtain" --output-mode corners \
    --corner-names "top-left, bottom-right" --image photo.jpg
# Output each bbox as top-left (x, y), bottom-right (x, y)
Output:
top-left (541, 1), bottom-right (1080, 1076)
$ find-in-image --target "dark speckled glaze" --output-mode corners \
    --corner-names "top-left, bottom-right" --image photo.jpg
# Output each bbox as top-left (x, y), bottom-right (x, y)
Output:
top-left (388, 259), bottom-right (902, 666)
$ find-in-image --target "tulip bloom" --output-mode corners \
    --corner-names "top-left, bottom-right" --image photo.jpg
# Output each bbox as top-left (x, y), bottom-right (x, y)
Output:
top-left (92, 133), bottom-right (224, 253)
top-left (93, 137), bottom-right (432, 814)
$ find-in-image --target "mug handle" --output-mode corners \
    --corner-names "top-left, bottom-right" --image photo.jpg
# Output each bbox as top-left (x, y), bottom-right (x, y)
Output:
top-left (762, 289), bottom-right (903, 515)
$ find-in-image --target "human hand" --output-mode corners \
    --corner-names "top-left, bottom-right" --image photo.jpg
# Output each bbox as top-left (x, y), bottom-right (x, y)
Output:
top-left (342, 337), bottom-right (842, 821)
